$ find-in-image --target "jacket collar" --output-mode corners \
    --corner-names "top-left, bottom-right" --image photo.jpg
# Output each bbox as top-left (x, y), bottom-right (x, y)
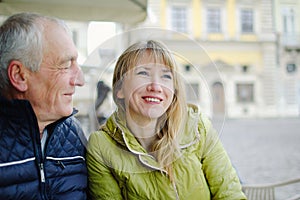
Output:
top-left (179, 104), bottom-right (201, 148)
top-left (0, 94), bottom-right (77, 122)
top-left (0, 94), bottom-right (35, 119)
top-left (104, 104), bottom-right (202, 158)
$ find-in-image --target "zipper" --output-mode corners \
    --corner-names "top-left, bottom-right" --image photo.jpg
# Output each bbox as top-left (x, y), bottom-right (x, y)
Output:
top-left (40, 163), bottom-right (46, 183)
top-left (25, 104), bottom-right (48, 200)
top-left (52, 157), bottom-right (85, 170)
top-left (58, 158), bottom-right (85, 165)
top-left (35, 127), bottom-right (47, 198)
top-left (56, 161), bottom-right (66, 169)
top-left (39, 163), bottom-right (46, 182)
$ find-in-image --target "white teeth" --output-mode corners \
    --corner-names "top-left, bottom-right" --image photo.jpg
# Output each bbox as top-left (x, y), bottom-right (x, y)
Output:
top-left (145, 97), bottom-right (160, 102)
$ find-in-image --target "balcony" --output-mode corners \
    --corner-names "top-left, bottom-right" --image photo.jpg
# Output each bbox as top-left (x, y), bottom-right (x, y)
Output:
top-left (280, 33), bottom-right (300, 48)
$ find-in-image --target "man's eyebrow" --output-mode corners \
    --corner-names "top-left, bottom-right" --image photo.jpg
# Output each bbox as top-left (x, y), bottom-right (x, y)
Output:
top-left (58, 55), bottom-right (76, 64)
top-left (66, 55), bottom-right (77, 61)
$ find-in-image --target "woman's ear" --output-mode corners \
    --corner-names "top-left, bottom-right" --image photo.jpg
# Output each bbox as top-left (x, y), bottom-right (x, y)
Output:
top-left (7, 60), bottom-right (28, 92)
top-left (116, 88), bottom-right (125, 99)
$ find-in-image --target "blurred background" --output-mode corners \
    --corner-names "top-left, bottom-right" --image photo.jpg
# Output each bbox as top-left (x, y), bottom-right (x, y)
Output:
top-left (1, 0), bottom-right (299, 199)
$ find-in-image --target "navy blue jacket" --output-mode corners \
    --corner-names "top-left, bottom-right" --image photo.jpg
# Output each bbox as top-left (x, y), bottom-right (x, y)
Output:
top-left (0, 96), bottom-right (88, 200)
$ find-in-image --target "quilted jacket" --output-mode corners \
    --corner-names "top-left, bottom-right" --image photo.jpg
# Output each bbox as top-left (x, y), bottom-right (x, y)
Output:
top-left (87, 104), bottom-right (247, 200)
top-left (0, 96), bottom-right (88, 200)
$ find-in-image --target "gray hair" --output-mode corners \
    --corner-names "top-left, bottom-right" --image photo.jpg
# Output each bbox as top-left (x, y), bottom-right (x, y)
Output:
top-left (0, 12), bottom-right (69, 91)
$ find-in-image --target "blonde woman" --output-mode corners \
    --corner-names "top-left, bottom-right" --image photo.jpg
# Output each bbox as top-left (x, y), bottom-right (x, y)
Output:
top-left (87, 40), bottom-right (246, 199)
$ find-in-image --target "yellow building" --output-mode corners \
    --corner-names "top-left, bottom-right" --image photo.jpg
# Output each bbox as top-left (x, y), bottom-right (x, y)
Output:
top-left (131, 0), bottom-right (300, 118)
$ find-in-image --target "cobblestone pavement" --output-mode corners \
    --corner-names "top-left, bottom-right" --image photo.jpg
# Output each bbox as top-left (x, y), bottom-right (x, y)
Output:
top-left (213, 117), bottom-right (300, 199)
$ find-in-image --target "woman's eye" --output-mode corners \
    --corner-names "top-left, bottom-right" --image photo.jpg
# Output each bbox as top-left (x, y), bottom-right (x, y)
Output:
top-left (137, 71), bottom-right (148, 76)
top-left (162, 74), bottom-right (172, 79)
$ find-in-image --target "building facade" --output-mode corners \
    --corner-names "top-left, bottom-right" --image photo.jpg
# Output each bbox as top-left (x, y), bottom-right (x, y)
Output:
top-left (71, 0), bottom-right (300, 127)
top-left (132, 0), bottom-right (300, 118)
top-left (273, 0), bottom-right (300, 117)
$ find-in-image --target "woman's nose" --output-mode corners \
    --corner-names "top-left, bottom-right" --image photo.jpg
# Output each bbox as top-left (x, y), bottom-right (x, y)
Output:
top-left (147, 81), bottom-right (162, 92)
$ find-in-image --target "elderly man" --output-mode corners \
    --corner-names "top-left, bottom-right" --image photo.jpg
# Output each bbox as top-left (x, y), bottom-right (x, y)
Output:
top-left (0, 13), bottom-right (88, 199)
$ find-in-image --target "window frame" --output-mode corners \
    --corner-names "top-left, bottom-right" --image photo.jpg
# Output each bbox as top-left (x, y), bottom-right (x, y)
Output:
top-left (206, 7), bottom-right (222, 33)
top-left (170, 4), bottom-right (188, 33)
top-left (240, 8), bottom-right (254, 33)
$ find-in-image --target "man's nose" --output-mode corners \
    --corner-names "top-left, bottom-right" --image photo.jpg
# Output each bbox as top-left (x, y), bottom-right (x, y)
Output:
top-left (72, 65), bottom-right (85, 86)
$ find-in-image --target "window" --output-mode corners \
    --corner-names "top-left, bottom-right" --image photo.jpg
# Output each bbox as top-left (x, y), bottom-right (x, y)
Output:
top-left (242, 65), bottom-right (249, 73)
top-left (236, 83), bottom-right (254, 103)
top-left (207, 8), bottom-right (221, 33)
top-left (286, 63), bottom-right (297, 73)
top-left (171, 5), bottom-right (187, 33)
top-left (282, 7), bottom-right (295, 34)
top-left (241, 9), bottom-right (254, 33)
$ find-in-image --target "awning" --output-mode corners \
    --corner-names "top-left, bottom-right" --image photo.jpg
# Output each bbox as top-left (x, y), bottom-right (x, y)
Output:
top-left (0, 0), bottom-right (147, 24)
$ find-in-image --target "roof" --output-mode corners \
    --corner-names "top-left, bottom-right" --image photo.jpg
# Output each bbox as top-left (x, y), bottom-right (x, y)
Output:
top-left (0, 0), bottom-right (147, 24)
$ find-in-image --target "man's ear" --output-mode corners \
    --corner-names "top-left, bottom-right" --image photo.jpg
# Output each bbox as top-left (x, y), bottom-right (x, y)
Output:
top-left (7, 60), bottom-right (28, 92)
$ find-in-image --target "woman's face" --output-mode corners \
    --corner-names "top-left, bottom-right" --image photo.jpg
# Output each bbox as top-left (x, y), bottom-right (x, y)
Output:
top-left (117, 55), bottom-right (175, 123)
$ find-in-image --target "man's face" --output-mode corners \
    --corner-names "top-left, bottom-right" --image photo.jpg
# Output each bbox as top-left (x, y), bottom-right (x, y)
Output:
top-left (25, 21), bottom-right (84, 124)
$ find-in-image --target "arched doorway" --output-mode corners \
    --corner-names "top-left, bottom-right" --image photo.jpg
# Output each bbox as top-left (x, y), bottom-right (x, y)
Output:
top-left (212, 82), bottom-right (225, 117)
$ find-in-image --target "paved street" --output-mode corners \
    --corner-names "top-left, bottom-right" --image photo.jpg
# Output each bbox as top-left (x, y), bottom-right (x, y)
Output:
top-left (213, 117), bottom-right (300, 199)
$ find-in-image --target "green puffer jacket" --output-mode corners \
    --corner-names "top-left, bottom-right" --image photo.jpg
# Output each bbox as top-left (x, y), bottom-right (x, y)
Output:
top-left (87, 104), bottom-right (247, 200)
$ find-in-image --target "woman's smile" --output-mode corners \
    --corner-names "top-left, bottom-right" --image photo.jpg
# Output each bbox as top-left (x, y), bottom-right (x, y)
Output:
top-left (142, 96), bottom-right (162, 103)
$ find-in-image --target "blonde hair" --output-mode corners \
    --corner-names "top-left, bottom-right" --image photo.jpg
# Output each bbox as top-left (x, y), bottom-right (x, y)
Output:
top-left (112, 40), bottom-right (187, 181)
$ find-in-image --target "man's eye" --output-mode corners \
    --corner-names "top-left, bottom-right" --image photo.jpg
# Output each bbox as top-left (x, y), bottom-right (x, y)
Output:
top-left (59, 66), bottom-right (70, 70)
top-left (59, 61), bottom-right (72, 70)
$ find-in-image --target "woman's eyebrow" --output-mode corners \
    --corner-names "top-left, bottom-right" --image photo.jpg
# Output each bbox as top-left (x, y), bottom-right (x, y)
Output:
top-left (135, 65), bottom-right (150, 71)
top-left (162, 68), bottom-right (172, 73)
